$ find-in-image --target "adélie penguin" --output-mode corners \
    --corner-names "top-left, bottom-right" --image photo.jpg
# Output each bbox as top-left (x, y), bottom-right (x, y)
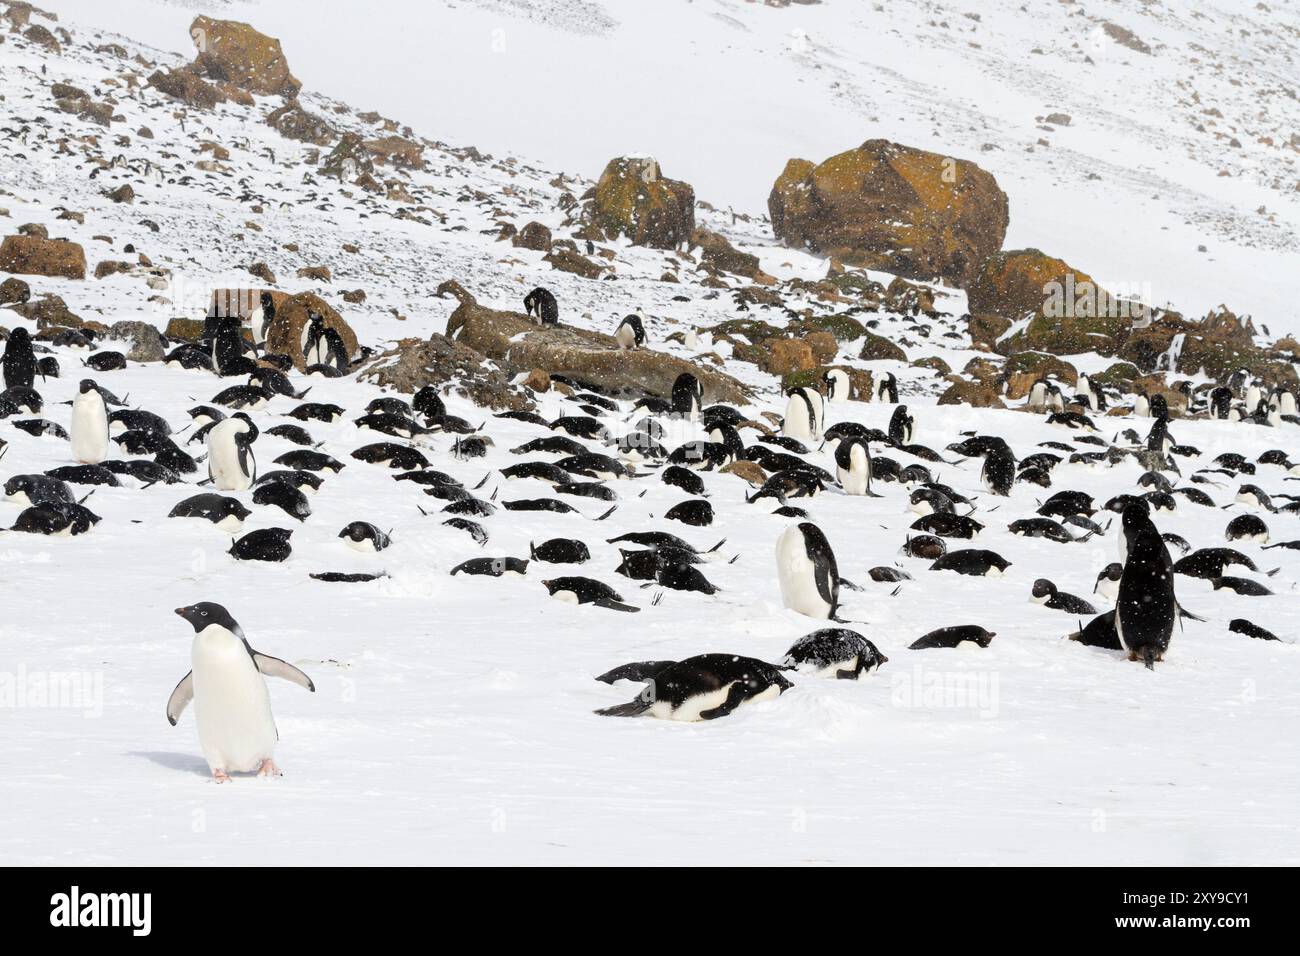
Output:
top-left (167, 603), bottom-right (314, 782)
top-left (207, 412), bottom-right (258, 491)
top-left (775, 522), bottom-right (841, 620)
top-left (70, 379), bottom-right (109, 464)
top-left (1115, 503), bottom-right (1178, 669)
top-left (780, 628), bottom-right (887, 679)
top-left (593, 654), bottom-right (792, 721)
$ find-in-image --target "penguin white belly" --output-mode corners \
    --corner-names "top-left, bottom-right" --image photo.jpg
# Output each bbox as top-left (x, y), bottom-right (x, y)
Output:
top-left (809, 657), bottom-right (858, 679)
top-left (345, 538), bottom-right (377, 553)
top-left (70, 395), bottom-right (109, 464)
top-left (192, 632), bottom-right (276, 773)
top-left (839, 447), bottom-right (870, 496)
top-left (214, 514), bottom-right (245, 534)
top-left (615, 324), bottom-right (636, 350)
top-left (781, 400), bottom-right (813, 442)
top-left (776, 529), bottom-right (831, 618)
top-left (207, 421), bottom-right (252, 491)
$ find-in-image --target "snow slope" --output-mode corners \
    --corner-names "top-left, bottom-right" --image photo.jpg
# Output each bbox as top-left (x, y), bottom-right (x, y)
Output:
top-left (0, 2), bottom-right (1297, 866)
top-left (49, 0), bottom-right (1300, 326)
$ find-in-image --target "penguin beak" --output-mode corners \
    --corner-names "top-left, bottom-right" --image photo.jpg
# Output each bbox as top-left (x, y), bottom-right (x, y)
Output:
top-left (174, 606), bottom-right (189, 619)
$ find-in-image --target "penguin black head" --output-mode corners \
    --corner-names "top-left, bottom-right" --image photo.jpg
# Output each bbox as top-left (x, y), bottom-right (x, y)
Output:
top-left (1030, 578), bottom-right (1057, 601)
top-left (232, 411), bottom-right (259, 442)
top-left (174, 602), bottom-right (242, 635)
top-left (1094, 562), bottom-right (1123, 592)
top-left (78, 378), bottom-right (97, 395)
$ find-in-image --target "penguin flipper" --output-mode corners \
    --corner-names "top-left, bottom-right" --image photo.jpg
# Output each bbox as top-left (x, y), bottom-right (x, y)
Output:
top-left (699, 682), bottom-right (751, 720)
top-left (253, 653), bottom-right (316, 692)
top-left (594, 698), bottom-right (652, 718)
top-left (592, 598), bottom-right (640, 613)
top-left (595, 660), bottom-right (676, 684)
top-left (165, 671), bottom-right (193, 726)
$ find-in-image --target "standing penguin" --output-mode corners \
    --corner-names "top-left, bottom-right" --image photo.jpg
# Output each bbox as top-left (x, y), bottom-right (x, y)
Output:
top-left (614, 312), bottom-right (646, 350)
top-left (822, 367), bottom-right (850, 403)
top-left (211, 316), bottom-right (249, 376)
top-left (167, 603), bottom-right (314, 782)
top-left (2, 327), bottom-right (36, 388)
top-left (70, 379), bottom-right (109, 464)
top-left (876, 372), bottom-right (899, 404)
top-left (207, 412), bottom-right (259, 491)
top-left (671, 372), bottom-right (703, 421)
top-left (835, 436), bottom-right (874, 496)
top-left (249, 290), bottom-right (277, 346)
top-left (981, 442), bottom-right (1016, 496)
top-left (1115, 504), bottom-right (1177, 669)
top-left (781, 386), bottom-right (823, 443)
top-left (775, 522), bottom-right (841, 619)
top-left (523, 287), bottom-right (559, 326)
top-left (888, 405), bottom-right (914, 445)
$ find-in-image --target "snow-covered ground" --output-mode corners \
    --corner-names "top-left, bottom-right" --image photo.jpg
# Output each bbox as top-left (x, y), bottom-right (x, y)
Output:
top-left (0, 1), bottom-right (1297, 866)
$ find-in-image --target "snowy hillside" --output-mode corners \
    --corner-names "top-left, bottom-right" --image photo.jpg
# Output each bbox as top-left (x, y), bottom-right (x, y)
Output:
top-left (49, 0), bottom-right (1300, 325)
top-left (0, 1), bottom-right (1297, 867)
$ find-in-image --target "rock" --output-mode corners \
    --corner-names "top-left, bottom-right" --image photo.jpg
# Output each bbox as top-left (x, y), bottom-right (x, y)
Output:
top-left (148, 67), bottom-right (224, 110)
top-left (189, 16), bottom-right (301, 97)
top-left (690, 228), bottom-right (762, 278)
top-left (938, 379), bottom-right (1005, 408)
top-left (164, 317), bottom-right (206, 342)
top-left (296, 265), bottom-right (332, 282)
top-left (544, 248), bottom-right (605, 279)
top-left (108, 320), bottom-right (165, 362)
top-left (803, 330), bottom-right (839, 364)
top-left (524, 368), bottom-right (551, 392)
top-left (762, 337), bottom-right (817, 376)
top-left (266, 100), bottom-right (335, 146)
top-left (321, 133), bottom-right (375, 181)
top-left (10, 294), bottom-right (82, 329)
top-left (341, 289), bottom-right (366, 304)
top-left (591, 156), bottom-right (695, 248)
top-left (1103, 22), bottom-right (1152, 55)
top-left (23, 23), bottom-right (60, 53)
top-left (358, 335), bottom-right (531, 412)
top-left (967, 312), bottom-right (1011, 351)
top-left (0, 277), bottom-right (31, 305)
top-left (363, 135), bottom-right (424, 169)
top-left (512, 221), bottom-right (552, 253)
top-left (844, 367), bottom-right (874, 402)
top-left (883, 276), bottom-right (937, 315)
top-left (768, 140), bottom-right (1008, 288)
top-left (104, 184), bottom-right (134, 204)
top-left (858, 329), bottom-right (906, 362)
top-left (94, 260), bottom-right (133, 279)
top-left (442, 284), bottom-right (746, 403)
top-left (972, 249), bottom-right (1135, 356)
top-left (18, 223), bottom-right (49, 239)
top-left (1001, 350), bottom-right (1077, 387)
top-left (265, 292), bottom-right (357, 371)
top-left (248, 261), bottom-right (276, 284)
top-left (912, 355), bottom-right (951, 376)
top-left (0, 235), bottom-right (86, 280)
top-left (719, 460), bottom-right (767, 485)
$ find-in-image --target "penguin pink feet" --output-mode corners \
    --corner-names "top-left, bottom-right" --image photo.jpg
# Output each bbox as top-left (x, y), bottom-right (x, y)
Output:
top-left (257, 758), bottom-right (282, 778)
top-left (212, 769), bottom-right (231, 784)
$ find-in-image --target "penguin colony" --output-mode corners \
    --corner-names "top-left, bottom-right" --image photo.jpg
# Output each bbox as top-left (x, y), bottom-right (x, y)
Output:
top-left (4, 267), bottom-right (1298, 770)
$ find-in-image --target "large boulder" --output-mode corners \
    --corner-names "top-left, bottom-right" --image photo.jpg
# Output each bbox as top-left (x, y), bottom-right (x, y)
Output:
top-left (363, 135), bottom-right (424, 169)
top-left (591, 156), bottom-right (695, 248)
top-left (768, 140), bottom-right (1008, 288)
top-left (690, 227), bottom-right (764, 279)
top-left (358, 335), bottom-right (532, 412)
top-left (265, 292), bottom-right (358, 371)
top-left (0, 235), bottom-right (86, 280)
top-left (440, 283), bottom-right (746, 402)
top-left (189, 16), bottom-right (301, 98)
top-left (974, 249), bottom-right (1132, 356)
top-left (265, 100), bottom-right (335, 145)
top-left (148, 67), bottom-right (224, 110)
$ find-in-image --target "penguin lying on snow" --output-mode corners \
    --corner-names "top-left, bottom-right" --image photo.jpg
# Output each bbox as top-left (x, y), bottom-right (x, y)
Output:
top-left (1030, 579), bottom-right (1096, 614)
top-left (780, 629), bottom-right (887, 679)
top-left (909, 625), bottom-right (996, 650)
top-left (167, 603), bottom-right (314, 783)
top-left (543, 577), bottom-right (639, 612)
top-left (594, 654), bottom-right (792, 720)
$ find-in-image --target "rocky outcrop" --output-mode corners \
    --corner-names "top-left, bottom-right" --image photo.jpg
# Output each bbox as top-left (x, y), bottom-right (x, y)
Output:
top-left (148, 67), bottom-right (224, 110)
top-left (265, 292), bottom-right (357, 370)
top-left (590, 156), bottom-right (695, 248)
top-left (0, 235), bottom-right (86, 279)
top-left (0, 277), bottom-right (31, 305)
top-left (189, 16), bottom-right (301, 98)
top-left (440, 283), bottom-right (746, 403)
top-left (858, 329), bottom-right (906, 362)
top-left (363, 135), bottom-right (424, 169)
top-left (690, 228), bottom-right (763, 279)
top-left (768, 140), bottom-right (1008, 288)
top-left (938, 379), bottom-right (1005, 408)
top-left (266, 100), bottom-right (335, 145)
top-left (108, 320), bottom-right (165, 362)
top-left (359, 335), bottom-right (531, 411)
